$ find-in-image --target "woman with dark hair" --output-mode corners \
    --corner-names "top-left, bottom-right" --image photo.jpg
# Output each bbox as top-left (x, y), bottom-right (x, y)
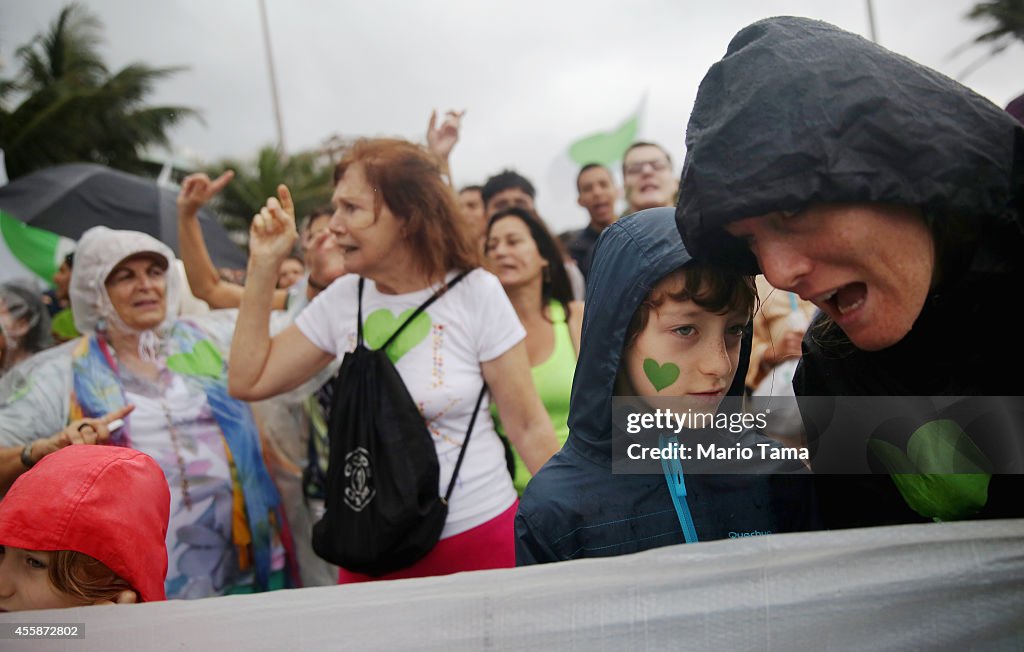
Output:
top-left (229, 138), bottom-right (559, 581)
top-left (485, 207), bottom-right (582, 493)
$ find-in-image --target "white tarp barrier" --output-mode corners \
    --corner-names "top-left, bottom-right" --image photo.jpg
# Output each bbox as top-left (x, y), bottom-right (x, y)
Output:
top-left (3, 519), bottom-right (1022, 650)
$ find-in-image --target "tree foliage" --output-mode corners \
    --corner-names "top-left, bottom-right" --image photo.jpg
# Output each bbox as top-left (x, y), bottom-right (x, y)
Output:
top-left (958, 0), bottom-right (1024, 79)
top-left (206, 146), bottom-right (336, 232)
top-left (0, 3), bottom-right (198, 179)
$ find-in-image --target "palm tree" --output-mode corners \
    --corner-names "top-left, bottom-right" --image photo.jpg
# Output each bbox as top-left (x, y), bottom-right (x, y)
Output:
top-left (207, 145), bottom-right (336, 233)
top-left (956, 0), bottom-right (1024, 80)
top-left (0, 3), bottom-right (198, 179)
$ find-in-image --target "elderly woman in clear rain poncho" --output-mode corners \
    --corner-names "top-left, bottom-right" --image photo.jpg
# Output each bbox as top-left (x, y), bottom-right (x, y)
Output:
top-left (0, 226), bottom-right (292, 599)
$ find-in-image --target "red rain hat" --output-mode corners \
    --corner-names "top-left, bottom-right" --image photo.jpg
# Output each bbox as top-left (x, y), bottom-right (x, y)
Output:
top-left (0, 445), bottom-right (170, 602)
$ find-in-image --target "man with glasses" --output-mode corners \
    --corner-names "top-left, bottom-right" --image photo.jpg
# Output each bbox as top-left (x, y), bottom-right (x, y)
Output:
top-left (622, 141), bottom-right (678, 215)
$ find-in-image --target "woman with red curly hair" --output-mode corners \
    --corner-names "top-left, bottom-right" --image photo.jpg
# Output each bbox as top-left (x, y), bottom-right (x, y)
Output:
top-left (230, 138), bottom-right (559, 582)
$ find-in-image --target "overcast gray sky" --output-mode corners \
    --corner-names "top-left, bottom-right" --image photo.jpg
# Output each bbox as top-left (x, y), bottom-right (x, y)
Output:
top-left (3, 0), bottom-right (1022, 233)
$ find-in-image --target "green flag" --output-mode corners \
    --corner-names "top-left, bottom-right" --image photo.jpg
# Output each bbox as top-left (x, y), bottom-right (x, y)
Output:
top-left (568, 111), bottom-right (640, 167)
top-left (0, 210), bottom-right (73, 284)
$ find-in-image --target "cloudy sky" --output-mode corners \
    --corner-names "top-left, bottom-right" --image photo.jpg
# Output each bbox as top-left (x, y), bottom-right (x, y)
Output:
top-left (3, 0), bottom-right (1022, 233)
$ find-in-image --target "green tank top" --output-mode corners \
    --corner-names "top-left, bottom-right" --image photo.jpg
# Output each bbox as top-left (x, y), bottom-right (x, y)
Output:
top-left (491, 300), bottom-right (576, 494)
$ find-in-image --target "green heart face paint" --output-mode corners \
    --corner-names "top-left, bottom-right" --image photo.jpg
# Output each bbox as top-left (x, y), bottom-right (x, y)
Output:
top-left (643, 358), bottom-right (680, 392)
top-left (167, 340), bottom-right (223, 379)
top-left (363, 308), bottom-right (432, 364)
top-left (620, 289), bottom-right (747, 407)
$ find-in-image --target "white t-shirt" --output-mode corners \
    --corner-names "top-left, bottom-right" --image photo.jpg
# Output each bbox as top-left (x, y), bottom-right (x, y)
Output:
top-left (296, 269), bottom-right (525, 538)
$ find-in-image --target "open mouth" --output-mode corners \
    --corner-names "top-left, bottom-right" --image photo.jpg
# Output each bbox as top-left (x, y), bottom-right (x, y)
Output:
top-left (814, 282), bottom-right (867, 317)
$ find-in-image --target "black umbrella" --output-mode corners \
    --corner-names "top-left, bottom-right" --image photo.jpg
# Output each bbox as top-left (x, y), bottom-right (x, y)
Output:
top-left (0, 163), bottom-right (246, 268)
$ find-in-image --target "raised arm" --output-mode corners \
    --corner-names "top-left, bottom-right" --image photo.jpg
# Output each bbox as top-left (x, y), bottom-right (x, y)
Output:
top-left (483, 341), bottom-right (560, 474)
top-left (228, 186), bottom-right (333, 401)
top-left (426, 109), bottom-right (464, 188)
top-left (177, 171), bottom-right (288, 310)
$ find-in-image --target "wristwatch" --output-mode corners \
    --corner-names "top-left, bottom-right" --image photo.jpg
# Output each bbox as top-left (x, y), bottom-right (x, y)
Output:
top-left (20, 441), bottom-right (36, 469)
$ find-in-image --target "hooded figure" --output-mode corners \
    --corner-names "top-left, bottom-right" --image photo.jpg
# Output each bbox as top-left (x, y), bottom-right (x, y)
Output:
top-left (0, 226), bottom-right (291, 598)
top-left (675, 17), bottom-right (1024, 527)
top-left (515, 208), bottom-right (818, 564)
top-left (0, 445), bottom-right (170, 608)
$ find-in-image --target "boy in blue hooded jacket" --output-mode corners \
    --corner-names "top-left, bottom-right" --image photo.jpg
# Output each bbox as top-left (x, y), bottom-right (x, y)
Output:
top-left (515, 207), bottom-right (818, 564)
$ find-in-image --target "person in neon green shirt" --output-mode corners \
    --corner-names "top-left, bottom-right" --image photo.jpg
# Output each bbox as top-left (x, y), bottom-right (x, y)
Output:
top-left (486, 207), bottom-right (582, 493)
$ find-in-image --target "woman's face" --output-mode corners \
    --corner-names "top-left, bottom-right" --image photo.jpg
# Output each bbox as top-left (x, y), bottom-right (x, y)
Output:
top-left (329, 164), bottom-right (411, 280)
top-left (53, 262), bottom-right (72, 302)
top-left (486, 216), bottom-right (547, 290)
top-left (725, 202), bottom-right (934, 351)
top-left (0, 297), bottom-right (29, 358)
top-left (104, 254), bottom-right (168, 331)
top-left (0, 547), bottom-right (87, 612)
top-left (276, 258), bottom-right (305, 289)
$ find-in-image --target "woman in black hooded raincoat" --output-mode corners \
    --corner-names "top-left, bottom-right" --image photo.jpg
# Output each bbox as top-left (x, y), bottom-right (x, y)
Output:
top-left (676, 17), bottom-right (1024, 528)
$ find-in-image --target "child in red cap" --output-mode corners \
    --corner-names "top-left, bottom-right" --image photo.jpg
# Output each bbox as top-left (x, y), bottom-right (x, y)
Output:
top-left (0, 445), bottom-right (169, 611)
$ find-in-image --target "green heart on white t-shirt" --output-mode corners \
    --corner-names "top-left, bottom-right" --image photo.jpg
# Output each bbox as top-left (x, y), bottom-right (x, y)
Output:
top-left (363, 308), bottom-right (432, 364)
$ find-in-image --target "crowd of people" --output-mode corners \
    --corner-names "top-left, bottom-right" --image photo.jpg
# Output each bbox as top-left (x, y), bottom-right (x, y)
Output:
top-left (0, 16), bottom-right (1022, 613)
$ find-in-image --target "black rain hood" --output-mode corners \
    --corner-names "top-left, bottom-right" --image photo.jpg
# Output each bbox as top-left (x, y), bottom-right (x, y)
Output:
top-left (676, 16), bottom-right (1024, 275)
top-left (566, 207), bottom-right (748, 466)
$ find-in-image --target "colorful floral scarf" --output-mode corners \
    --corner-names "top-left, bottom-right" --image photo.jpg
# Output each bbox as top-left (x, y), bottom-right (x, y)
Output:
top-left (69, 320), bottom-right (287, 591)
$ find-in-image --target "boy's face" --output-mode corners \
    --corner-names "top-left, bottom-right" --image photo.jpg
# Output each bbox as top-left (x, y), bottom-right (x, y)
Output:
top-left (0, 547), bottom-right (88, 611)
top-left (621, 292), bottom-right (747, 411)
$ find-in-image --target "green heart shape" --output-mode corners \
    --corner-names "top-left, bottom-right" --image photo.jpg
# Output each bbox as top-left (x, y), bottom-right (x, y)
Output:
top-left (642, 358), bottom-right (679, 392)
top-left (364, 308), bottom-right (432, 364)
top-left (867, 419), bottom-right (992, 522)
top-left (166, 340), bottom-right (224, 379)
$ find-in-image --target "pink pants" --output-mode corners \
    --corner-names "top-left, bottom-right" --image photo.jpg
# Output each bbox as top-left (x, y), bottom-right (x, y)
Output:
top-left (337, 500), bottom-right (518, 583)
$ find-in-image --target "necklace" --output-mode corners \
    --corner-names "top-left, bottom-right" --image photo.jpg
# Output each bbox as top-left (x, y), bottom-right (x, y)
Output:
top-left (101, 334), bottom-right (193, 509)
top-left (161, 398), bottom-right (193, 511)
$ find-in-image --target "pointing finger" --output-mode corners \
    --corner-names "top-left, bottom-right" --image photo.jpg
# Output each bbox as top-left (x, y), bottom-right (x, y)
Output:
top-left (276, 184), bottom-right (294, 216)
top-left (211, 170), bottom-right (235, 193)
top-left (103, 404), bottom-right (135, 423)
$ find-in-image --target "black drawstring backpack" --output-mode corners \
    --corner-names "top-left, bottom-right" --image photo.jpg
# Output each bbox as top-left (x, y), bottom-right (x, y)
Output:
top-left (311, 271), bottom-right (486, 575)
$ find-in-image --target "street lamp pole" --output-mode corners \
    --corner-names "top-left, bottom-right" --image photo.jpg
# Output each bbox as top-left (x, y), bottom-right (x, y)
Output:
top-left (258, 0), bottom-right (287, 157)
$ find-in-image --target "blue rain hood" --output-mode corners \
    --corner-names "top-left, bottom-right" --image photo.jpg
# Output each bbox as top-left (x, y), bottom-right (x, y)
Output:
top-left (566, 207), bottom-right (750, 466)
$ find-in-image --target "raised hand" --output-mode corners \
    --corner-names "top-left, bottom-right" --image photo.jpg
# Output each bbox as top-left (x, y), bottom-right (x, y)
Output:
top-left (178, 171), bottom-right (235, 215)
top-left (306, 225), bottom-right (346, 290)
top-left (249, 184), bottom-right (298, 264)
top-left (426, 109), bottom-right (465, 162)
